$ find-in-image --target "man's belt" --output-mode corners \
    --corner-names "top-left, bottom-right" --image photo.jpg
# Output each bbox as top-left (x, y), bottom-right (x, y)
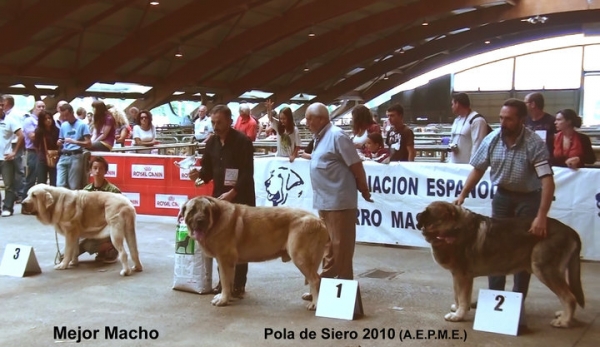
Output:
top-left (61, 150), bottom-right (83, 156)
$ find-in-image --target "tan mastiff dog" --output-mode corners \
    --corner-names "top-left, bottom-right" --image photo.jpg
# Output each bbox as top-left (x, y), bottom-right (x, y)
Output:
top-left (21, 184), bottom-right (143, 276)
top-left (180, 196), bottom-right (328, 310)
top-left (416, 201), bottom-right (584, 328)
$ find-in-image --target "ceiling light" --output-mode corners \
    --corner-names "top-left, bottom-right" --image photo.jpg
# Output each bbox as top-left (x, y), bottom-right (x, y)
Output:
top-left (308, 29), bottom-right (315, 37)
top-left (149, 1), bottom-right (159, 5)
top-left (303, 64), bottom-right (309, 72)
top-left (400, 48), bottom-right (405, 54)
top-left (383, 74), bottom-right (389, 80)
top-left (522, 15), bottom-right (548, 24)
top-left (484, 40), bottom-right (491, 44)
top-left (421, 20), bottom-right (429, 26)
top-left (174, 46), bottom-right (183, 58)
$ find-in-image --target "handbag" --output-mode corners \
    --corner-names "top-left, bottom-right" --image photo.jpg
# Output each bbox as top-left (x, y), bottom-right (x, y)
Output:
top-left (44, 137), bottom-right (59, 168)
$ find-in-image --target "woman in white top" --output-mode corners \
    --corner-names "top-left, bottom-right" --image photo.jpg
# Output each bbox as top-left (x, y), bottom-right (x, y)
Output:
top-left (266, 100), bottom-right (301, 162)
top-left (132, 110), bottom-right (156, 153)
top-left (351, 104), bottom-right (381, 149)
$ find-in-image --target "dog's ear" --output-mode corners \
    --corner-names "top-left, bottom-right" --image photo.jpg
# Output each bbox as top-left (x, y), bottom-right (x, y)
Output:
top-left (207, 198), bottom-right (221, 226)
top-left (44, 192), bottom-right (54, 209)
top-left (416, 209), bottom-right (429, 230)
top-left (178, 201), bottom-right (188, 223)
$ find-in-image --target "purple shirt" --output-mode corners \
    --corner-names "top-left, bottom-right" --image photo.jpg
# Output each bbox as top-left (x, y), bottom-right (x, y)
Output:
top-left (22, 114), bottom-right (38, 150)
top-left (92, 113), bottom-right (116, 149)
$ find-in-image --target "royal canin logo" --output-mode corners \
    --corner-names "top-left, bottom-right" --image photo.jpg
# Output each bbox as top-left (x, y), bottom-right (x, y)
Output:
top-left (155, 194), bottom-right (187, 209)
top-left (131, 165), bottom-right (164, 179)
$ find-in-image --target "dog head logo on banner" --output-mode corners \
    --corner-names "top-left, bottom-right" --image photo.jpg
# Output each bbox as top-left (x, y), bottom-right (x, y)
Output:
top-left (264, 167), bottom-right (304, 206)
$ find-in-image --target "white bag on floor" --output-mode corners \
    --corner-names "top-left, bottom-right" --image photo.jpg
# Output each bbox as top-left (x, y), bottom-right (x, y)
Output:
top-left (172, 222), bottom-right (213, 294)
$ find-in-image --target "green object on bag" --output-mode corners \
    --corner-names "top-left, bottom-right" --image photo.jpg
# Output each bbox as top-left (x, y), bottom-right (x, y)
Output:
top-left (175, 223), bottom-right (194, 255)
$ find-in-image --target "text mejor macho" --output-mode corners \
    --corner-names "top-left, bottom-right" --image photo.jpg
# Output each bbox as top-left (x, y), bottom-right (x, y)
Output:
top-left (54, 326), bottom-right (159, 343)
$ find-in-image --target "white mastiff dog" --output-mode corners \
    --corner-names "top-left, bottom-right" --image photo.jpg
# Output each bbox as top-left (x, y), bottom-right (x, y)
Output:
top-left (21, 184), bottom-right (143, 276)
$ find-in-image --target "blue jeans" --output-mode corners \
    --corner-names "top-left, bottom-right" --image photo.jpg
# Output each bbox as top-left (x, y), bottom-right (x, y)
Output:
top-left (37, 161), bottom-right (57, 186)
top-left (56, 153), bottom-right (85, 189)
top-left (488, 188), bottom-right (541, 299)
top-left (24, 149), bottom-right (39, 196)
top-left (0, 159), bottom-right (17, 213)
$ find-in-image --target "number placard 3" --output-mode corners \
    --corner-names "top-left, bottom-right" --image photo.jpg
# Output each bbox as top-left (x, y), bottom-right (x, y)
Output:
top-left (473, 289), bottom-right (523, 336)
top-left (316, 278), bottom-right (362, 320)
top-left (0, 244), bottom-right (42, 277)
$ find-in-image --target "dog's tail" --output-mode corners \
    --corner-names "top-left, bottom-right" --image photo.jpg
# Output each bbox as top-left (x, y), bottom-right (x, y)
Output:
top-left (568, 242), bottom-right (585, 308)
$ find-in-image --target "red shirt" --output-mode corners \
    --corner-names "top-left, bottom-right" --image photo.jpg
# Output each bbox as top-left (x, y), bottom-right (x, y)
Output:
top-left (234, 115), bottom-right (257, 141)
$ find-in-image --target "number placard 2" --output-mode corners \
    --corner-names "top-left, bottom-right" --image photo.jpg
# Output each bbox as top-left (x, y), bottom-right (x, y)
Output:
top-left (473, 289), bottom-right (523, 336)
top-left (315, 278), bottom-right (363, 320)
top-left (0, 244), bottom-right (42, 277)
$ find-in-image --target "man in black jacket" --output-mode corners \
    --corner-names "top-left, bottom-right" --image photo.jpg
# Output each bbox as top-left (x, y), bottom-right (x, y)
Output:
top-left (190, 104), bottom-right (255, 298)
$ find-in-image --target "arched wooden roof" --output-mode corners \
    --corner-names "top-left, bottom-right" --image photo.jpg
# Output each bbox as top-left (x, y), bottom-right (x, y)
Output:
top-left (0, 0), bottom-right (598, 109)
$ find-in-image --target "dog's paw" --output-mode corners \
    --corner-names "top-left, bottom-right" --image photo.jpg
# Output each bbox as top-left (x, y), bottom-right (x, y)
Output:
top-left (306, 302), bottom-right (316, 311)
top-left (68, 260), bottom-right (79, 267)
top-left (450, 304), bottom-right (457, 312)
top-left (120, 268), bottom-right (132, 276)
top-left (444, 312), bottom-right (465, 322)
top-left (132, 265), bottom-right (143, 272)
top-left (550, 311), bottom-right (571, 328)
top-left (211, 294), bottom-right (229, 306)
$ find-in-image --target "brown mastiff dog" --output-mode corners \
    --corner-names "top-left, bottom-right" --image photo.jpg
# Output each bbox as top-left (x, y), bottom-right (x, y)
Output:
top-left (416, 201), bottom-right (584, 328)
top-left (180, 196), bottom-right (328, 310)
top-left (21, 184), bottom-right (143, 276)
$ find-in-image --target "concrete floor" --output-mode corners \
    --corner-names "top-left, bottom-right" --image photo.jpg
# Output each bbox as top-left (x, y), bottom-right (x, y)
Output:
top-left (1, 204), bottom-right (599, 347)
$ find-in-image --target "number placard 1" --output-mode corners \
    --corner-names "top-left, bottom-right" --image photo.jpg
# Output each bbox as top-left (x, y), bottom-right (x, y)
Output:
top-left (0, 244), bottom-right (42, 277)
top-left (315, 278), bottom-right (363, 320)
top-left (473, 289), bottom-right (523, 336)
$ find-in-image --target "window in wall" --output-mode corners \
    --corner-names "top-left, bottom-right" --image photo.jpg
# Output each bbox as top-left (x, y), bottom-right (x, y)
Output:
top-left (582, 74), bottom-right (600, 126)
top-left (583, 45), bottom-right (600, 71)
top-left (453, 58), bottom-right (513, 91)
top-left (514, 47), bottom-right (583, 90)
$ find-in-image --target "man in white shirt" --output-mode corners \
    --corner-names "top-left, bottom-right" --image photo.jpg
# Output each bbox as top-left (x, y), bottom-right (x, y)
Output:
top-left (0, 95), bottom-right (25, 217)
top-left (193, 105), bottom-right (212, 142)
top-left (448, 93), bottom-right (488, 164)
top-left (3, 95), bottom-right (27, 202)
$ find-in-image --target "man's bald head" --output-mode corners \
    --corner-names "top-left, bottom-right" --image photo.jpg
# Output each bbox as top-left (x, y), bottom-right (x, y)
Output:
top-left (305, 102), bottom-right (329, 120)
top-left (56, 100), bottom-right (68, 112)
top-left (305, 102), bottom-right (330, 134)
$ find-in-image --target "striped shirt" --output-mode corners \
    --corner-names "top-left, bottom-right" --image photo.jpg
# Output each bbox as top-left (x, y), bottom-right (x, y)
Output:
top-left (470, 126), bottom-right (552, 193)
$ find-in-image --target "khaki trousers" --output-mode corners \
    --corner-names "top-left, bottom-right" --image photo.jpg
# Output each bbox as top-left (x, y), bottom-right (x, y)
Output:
top-left (318, 209), bottom-right (357, 280)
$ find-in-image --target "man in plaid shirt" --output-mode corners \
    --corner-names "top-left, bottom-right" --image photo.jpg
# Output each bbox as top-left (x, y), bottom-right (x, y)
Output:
top-left (455, 98), bottom-right (555, 328)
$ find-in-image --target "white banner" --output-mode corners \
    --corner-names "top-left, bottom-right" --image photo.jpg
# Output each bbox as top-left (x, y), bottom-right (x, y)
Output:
top-left (254, 158), bottom-right (600, 261)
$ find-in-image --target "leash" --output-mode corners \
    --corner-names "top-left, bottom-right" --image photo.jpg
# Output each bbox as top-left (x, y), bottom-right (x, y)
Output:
top-left (54, 229), bottom-right (63, 265)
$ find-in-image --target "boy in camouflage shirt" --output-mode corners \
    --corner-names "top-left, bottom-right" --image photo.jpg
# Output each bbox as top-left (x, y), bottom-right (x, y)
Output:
top-left (78, 156), bottom-right (121, 263)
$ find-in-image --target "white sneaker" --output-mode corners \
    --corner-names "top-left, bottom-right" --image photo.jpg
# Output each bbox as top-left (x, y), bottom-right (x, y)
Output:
top-left (1, 210), bottom-right (13, 217)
